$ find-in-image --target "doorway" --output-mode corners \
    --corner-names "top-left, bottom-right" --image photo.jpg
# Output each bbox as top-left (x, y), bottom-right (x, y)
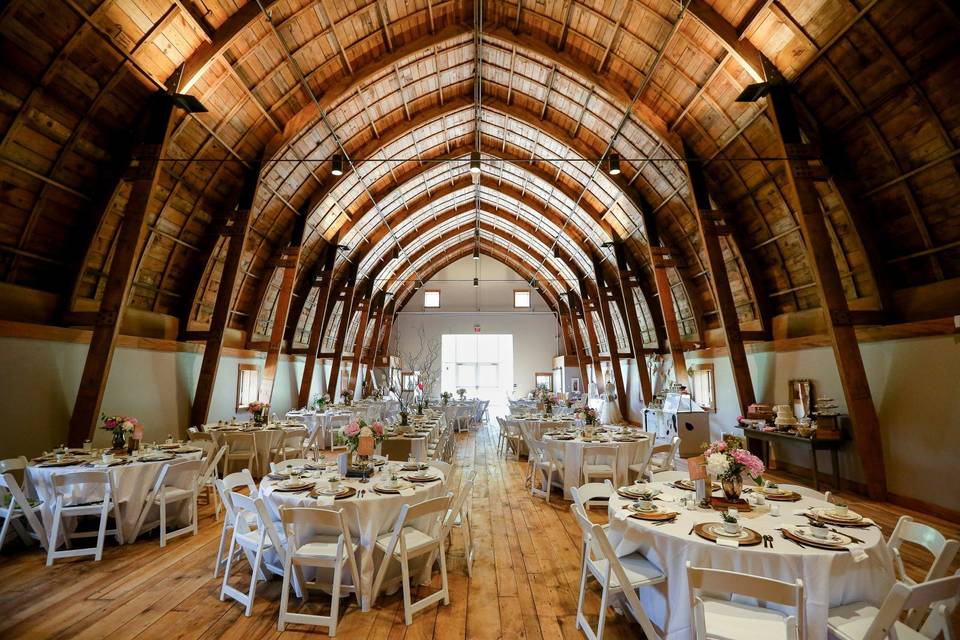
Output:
top-left (440, 334), bottom-right (513, 402)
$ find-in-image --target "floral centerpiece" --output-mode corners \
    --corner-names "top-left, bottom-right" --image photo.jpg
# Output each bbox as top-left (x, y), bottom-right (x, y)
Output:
top-left (342, 419), bottom-right (385, 470)
top-left (102, 414), bottom-right (138, 450)
top-left (312, 393), bottom-right (330, 411)
top-left (703, 439), bottom-right (765, 501)
top-left (541, 392), bottom-right (559, 415)
top-left (248, 401), bottom-right (269, 425)
top-left (576, 406), bottom-right (598, 425)
top-left (340, 390), bottom-right (352, 406)
top-left (456, 387), bottom-right (466, 401)
top-left (440, 391), bottom-right (452, 405)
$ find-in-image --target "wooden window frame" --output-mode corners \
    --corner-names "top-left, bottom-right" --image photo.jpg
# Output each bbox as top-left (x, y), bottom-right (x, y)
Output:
top-left (423, 289), bottom-right (441, 308)
top-left (513, 289), bottom-right (531, 308)
top-left (690, 363), bottom-right (716, 413)
top-left (236, 364), bottom-right (259, 411)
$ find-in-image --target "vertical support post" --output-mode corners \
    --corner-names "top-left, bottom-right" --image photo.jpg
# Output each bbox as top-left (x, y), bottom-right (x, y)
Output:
top-left (649, 247), bottom-right (689, 386)
top-left (67, 93), bottom-right (179, 446)
top-left (346, 281), bottom-right (373, 397)
top-left (592, 259), bottom-right (630, 419)
top-left (578, 283), bottom-right (606, 386)
top-left (326, 265), bottom-right (358, 399)
top-left (612, 241), bottom-right (653, 403)
top-left (682, 143), bottom-right (756, 415)
top-left (362, 291), bottom-right (388, 391)
top-left (189, 167), bottom-right (259, 427)
top-left (564, 294), bottom-right (591, 390)
top-left (297, 236), bottom-right (340, 407)
top-left (258, 212), bottom-right (306, 403)
top-left (767, 81), bottom-right (887, 499)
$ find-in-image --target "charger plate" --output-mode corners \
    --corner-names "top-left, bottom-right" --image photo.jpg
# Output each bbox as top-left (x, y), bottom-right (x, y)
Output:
top-left (694, 522), bottom-right (762, 546)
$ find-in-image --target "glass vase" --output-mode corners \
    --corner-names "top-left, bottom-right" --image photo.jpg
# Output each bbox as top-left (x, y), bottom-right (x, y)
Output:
top-left (111, 430), bottom-right (126, 451)
top-left (721, 475), bottom-right (743, 502)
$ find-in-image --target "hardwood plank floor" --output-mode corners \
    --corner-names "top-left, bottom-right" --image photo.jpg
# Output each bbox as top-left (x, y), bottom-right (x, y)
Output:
top-left (1, 421), bottom-right (957, 639)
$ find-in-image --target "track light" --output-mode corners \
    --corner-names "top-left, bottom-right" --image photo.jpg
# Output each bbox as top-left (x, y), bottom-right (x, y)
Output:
top-left (473, 245), bottom-right (480, 260)
top-left (473, 277), bottom-right (479, 287)
top-left (607, 152), bottom-right (621, 175)
top-left (336, 244), bottom-right (350, 251)
top-left (553, 245), bottom-right (560, 258)
top-left (735, 82), bottom-right (771, 103)
top-left (331, 154), bottom-right (344, 176)
top-left (469, 151), bottom-right (481, 174)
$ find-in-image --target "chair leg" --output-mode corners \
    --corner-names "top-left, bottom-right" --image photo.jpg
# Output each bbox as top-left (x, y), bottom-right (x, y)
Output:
top-left (400, 553), bottom-right (413, 625)
top-left (45, 506), bottom-right (61, 566)
top-left (95, 500), bottom-right (110, 561)
top-left (213, 521), bottom-right (231, 578)
top-left (220, 529), bottom-right (239, 602)
top-left (330, 557), bottom-right (343, 636)
top-left (438, 539), bottom-right (450, 606)
top-left (575, 552), bottom-right (588, 630)
top-left (159, 498), bottom-right (167, 548)
top-left (245, 544), bottom-right (264, 616)
top-left (278, 554), bottom-right (292, 631)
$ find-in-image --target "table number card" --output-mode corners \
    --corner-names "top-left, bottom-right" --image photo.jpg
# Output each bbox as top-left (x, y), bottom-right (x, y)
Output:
top-left (688, 455), bottom-right (707, 480)
top-left (357, 436), bottom-right (375, 456)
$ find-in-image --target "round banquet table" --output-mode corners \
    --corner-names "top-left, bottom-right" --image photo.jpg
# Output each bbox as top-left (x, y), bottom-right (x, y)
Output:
top-left (605, 480), bottom-right (895, 640)
top-left (26, 448), bottom-right (204, 544)
top-left (261, 462), bottom-right (449, 610)
top-left (541, 431), bottom-right (651, 500)
top-left (205, 424), bottom-right (305, 477)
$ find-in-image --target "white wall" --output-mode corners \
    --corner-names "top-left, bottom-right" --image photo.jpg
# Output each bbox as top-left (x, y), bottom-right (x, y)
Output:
top-left (0, 336), bottom-right (305, 458)
top-left (394, 255), bottom-right (561, 399)
top-left (683, 334), bottom-right (960, 514)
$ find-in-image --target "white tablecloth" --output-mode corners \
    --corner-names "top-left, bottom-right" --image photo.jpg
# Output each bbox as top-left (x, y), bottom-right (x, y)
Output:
top-left (543, 433), bottom-right (651, 499)
top-left (606, 485), bottom-right (895, 640)
top-left (27, 450), bottom-right (203, 543)
top-left (261, 465), bottom-right (448, 610)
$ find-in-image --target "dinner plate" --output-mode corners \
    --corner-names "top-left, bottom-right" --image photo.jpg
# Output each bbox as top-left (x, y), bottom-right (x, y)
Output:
top-left (786, 526), bottom-right (854, 547)
top-left (401, 463), bottom-right (429, 471)
top-left (626, 503), bottom-right (659, 514)
top-left (139, 454), bottom-right (175, 462)
top-left (809, 506), bottom-right (863, 523)
top-left (405, 474), bottom-right (440, 483)
top-left (373, 480), bottom-right (412, 494)
top-left (694, 522), bottom-right (763, 546)
top-left (273, 480), bottom-right (315, 492)
top-left (618, 485), bottom-right (661, 498)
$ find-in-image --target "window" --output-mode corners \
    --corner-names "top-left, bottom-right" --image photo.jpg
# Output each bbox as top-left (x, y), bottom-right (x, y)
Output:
top-left (237, 365), bottom-right (259, 410)
top-left (513, 290), bottom-right (531, 308)
top-left (423, 290), bottom-right (441, 308)
top-left (441, 334), bottom-right (514, 401)
top-left (690, 364), bottom-right (716, 412)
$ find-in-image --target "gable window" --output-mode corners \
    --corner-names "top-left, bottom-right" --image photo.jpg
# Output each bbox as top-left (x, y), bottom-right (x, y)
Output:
top-left (513, 290), bottom-right (531, 308)
top-left (423, 290), bottom-right (441, 308)
top-left (237, 364), bottom-right (259, 410)
top-left (690, 363), bottom-right (716, 412)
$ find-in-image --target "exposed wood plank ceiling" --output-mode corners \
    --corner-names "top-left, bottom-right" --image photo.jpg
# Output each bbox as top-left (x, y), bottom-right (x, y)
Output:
top-left (0, 0), bottom-right (957, 348)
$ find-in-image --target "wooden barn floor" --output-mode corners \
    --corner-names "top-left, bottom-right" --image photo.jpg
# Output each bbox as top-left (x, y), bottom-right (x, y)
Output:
top-left (1, 421), bottom-right (957, 639)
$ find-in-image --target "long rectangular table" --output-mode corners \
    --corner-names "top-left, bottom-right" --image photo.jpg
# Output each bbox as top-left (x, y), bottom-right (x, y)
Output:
top-left (737, 426), bottom-right (845, 491)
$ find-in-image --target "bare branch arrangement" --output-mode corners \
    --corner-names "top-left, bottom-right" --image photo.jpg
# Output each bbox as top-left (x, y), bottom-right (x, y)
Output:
top-left (396, 324), bottom-right (441, 398)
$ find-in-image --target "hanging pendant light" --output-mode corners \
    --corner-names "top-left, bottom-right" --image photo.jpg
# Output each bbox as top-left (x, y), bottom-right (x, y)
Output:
top-left (331, 154), bottom-right (344, 176)
top-left (473, 245), bottom-right (480, 260)
top-left (473, 277), bottom-right (479, 287)
top-left (469, 151), bottom-right (482, 174)
top-left (607, 152), bottom-right (621, 176)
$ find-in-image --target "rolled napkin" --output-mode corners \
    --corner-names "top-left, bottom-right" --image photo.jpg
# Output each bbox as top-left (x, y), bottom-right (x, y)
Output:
top-left (847, 545), bottom-right (869, 563)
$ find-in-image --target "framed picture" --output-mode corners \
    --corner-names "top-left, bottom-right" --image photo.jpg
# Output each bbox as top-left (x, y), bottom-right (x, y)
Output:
top-left (571, 377), bottom-right (580, 393)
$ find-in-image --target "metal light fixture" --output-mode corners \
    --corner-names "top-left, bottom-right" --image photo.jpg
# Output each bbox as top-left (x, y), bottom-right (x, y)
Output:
top-left (331, 154), bottom-right (344, 176)
top-left (469, 151), bottom-right (481, 174)
top-left (529, 278), bottom-right (538, 288)
top-left (473, 245), bottom-right (480, 260)
top-left (473, 277), bottom-right (479, 287)
top-left (414, 278), bottom-right (423, 290)
top-left (607, 152), bottom-right (621, 175)
top-left (553, 245), bottom-right (560, 258)
top-left (336, 244), bottom-right (350, 251)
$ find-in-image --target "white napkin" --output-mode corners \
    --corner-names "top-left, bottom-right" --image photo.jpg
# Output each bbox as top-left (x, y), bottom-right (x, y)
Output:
top-left (716, 537), bottom-right (740, 548)
top-left (614, 510), bottom-right (630, 522)
top-left (316, 495), bottom-right (335, 507)
top-left (847, 545), bottom-right (868, 563)
top-left (399, 487), bottom-right (415, 497)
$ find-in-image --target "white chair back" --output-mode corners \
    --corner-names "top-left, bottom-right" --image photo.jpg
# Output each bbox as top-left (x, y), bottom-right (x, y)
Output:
top-left (0, 471), bottom-right (46, 549)
top-left (888, 515), bottom-right (959, 585)
top-left (848, 575), bottom-right (960, 640)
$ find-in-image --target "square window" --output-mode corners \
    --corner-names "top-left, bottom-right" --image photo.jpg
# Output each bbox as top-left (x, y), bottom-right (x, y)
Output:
top-left (423, 290), bottom-right (441, 308)
top-left (691, 364), bottom-right (716, 412)
top-left (513, 290), bottom-right (531, 308)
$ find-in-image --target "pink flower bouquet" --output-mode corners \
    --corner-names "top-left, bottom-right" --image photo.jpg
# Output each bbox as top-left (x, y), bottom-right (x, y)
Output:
top-left (342, 419), bottom-right (386, 452)
top-left (703, 439), bottom-right (764, 481)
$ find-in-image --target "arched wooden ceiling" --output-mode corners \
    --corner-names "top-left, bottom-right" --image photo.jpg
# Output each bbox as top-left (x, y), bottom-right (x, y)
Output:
top-left (1, 0), bottom-right (957, 345)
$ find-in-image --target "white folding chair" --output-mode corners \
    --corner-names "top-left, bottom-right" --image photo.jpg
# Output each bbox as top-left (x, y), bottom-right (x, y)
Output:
top-left (570, 480), bottom-right (614, 513)
top-left (531, 440), bottom-right (565, 503)
top-left (444, 471), bottom-right (476, 577)
top-left (220, 491), bottom-right (286, 616)
top-left (572, 505), bottom-right (665, 640)
top-left (426, 460), bottom-right (451, 478)
top-left (371, 494), bottom-right (453, 625)
top-left (0, 472), bottom-right (46, 550)
top-left (828, 574), bottom-right (960, 640)
top-left (132, 460), bottom-right (203, 547)
top-left (304, 425), bottom-right (325, 460)
top-left (278, 506), bottom-right (361, 635)
top-left (581, 445), bottom-right (619, 488)
top-left (644, 436), bottom-right (680, 477)
top-left (919, 570), bottom-right (959, 640)
top-left (199, 445), bottom-right (227, 520)
top-left (887, 515), bottom-right (959, 627)
top-left (272, 427), bottom-right (308, 462)
top-left (46, 470), bottom-right (124, 565)
top-left (212, 469), bottom-right (258, 579)
top-left (0, 455), bottom-right (29, 490)
top-left (222, 432), bottom-right (257, 475)
top-left (686, 562), bottom-right (804, 640)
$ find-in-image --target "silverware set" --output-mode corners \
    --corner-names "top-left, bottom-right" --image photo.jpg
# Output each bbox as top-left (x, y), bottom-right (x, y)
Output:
top-left (762, 534), bottom-right (775, 548)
